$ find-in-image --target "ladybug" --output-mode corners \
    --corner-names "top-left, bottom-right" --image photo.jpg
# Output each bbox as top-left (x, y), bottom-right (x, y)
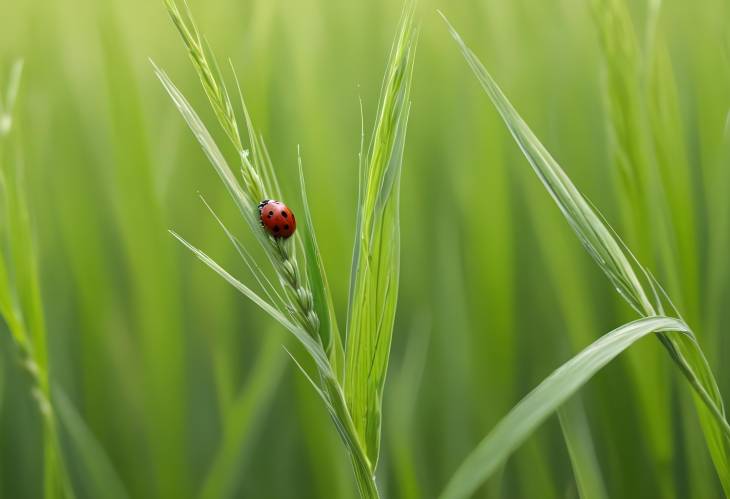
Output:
top-left (258, 199), bottom-right (297, 238)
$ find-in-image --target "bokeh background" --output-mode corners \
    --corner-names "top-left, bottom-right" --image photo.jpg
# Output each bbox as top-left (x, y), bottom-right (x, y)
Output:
top-left (1, 0), bottom-right (729, 497)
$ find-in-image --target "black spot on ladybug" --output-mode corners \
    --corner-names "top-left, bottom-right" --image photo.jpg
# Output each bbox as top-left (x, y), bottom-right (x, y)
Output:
top-left (284, 224), bottom-right (290, 230)
top-left (281, 211), bottom-right (288, 218)
top-left (268, 210), bottom-right (274, 216)
top-left (273, 225), bottom-right (280, 232)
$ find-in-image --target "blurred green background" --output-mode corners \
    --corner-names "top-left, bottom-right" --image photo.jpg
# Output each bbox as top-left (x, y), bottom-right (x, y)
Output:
top-left (0, 0), bottom-right (729, 497)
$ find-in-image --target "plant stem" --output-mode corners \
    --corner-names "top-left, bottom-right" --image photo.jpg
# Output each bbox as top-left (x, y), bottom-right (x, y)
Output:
top-left (324, 378), bottom-right (380, 499)
top-left (352, 462), bottom-right (379, 499)
top-left (19, 342), bottom-right (75, 499)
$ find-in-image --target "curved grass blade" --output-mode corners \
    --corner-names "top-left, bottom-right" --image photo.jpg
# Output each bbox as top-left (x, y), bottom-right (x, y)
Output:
top-left (439, 316), bottom-right (690, 499)
top-left (441, 13), bottom-right (730, 495)
top-left (53, 388), bottom-right (130, 499)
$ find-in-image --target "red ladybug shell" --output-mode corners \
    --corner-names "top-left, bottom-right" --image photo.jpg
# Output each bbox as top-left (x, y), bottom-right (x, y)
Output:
top-left (258, 200), bottom-right (296, 238)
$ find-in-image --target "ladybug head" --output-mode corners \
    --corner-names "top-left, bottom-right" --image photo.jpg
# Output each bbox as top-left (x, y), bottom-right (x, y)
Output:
top-left (258, 199), bottom-right (270, 213)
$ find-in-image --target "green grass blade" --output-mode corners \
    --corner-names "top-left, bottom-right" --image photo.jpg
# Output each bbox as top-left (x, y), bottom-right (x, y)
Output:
top-left (198, 195), bottom-right (286, 312)
top-left (441, 14), bottom-right (730, 494)
top-left (558, 398), bottom-right (608, 499)
top-left (386, 318), bottom-right (430, 499)
top-left (168, 230), bottom-right (328, 369)
top-left (0, 158), bottom-right (24, 346)
top-left (0, 60), bottom-right (23, 137)
top-left (53, 388), bottom-right (130, 499)
top-left (0, 60), bottom-right (76, 499)
top-left (297, 152), bottom-right (345, 379)
top-left (0, 356), bottom-right (3, 415)
top-left (199, 332), bottom-right (287, 499)
top-left (593, 6), bottom-right (701, 489)
top-left (647, 39), bottom-right (699, 321)
top-left (344, 0), bottom-right (417, 469)
top-left (162, 0), bottom-right (243, 153)
top-left (0, 60), bottom-right (47, 377)
top-left (593, 6), bottom-right (700, 490)
top-left (439, 316), bottom-right (690, 499)
top-left (439, 13), bottom-right (653, 318)
top-left (707, 111), bottom-right (730, 349)
top-left (152, 63), bottom-right (254, 220)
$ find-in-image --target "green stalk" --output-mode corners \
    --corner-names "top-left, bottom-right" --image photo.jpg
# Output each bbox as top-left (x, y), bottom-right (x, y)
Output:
top-left (0, 60), bottom-right (75, 499)
top-left (158, 2), bottom-right (417, 497)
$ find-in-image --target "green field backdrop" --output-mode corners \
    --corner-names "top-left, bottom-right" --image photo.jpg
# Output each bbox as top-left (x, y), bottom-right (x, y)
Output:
top-left (0, 0), bottom-right (729, 497)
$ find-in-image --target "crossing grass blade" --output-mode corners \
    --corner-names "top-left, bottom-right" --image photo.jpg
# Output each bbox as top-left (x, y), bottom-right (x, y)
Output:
top-left (558, 399), bottom-right (608, 499)
top-left (707, 111), bottom-right (730, 349)
top-left (53, 388), bottom-right (130, 499)
top-left (0, 60), bottom-right (76, 499)
top-left (199, 332), bottom-right (287, 499)
top-left (441, 12), bottom-right (730, 496)
top-left (386, 318), bottom-right (430, 499)
top-left (168, 230), bottom-right (324, 363)
top-left (439, 316), bottom-right (691, 499)
top-left (0, 357), bottom-right (3, 415)
top-left (590, 4), bottom-right (679, 490)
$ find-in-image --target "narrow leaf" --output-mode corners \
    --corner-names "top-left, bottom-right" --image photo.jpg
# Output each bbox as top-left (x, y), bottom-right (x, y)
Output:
top-left (558, 398), bottom-right (608, 499)
top-left (53, 388), bottom-right (130, 499)
top-left (200, 334), bottom-right (287, 499)
top-left (169, 231), bottom-right (329, 372)
top-left (297, 152), bottom-right (345, 378)
top-left (345, 0), bottom-right (417, 468)
top-left (441, 14), bottom-right (730, 494)
top-left (439, 316), bottom-right (690, 499)
top-left (152, 63), bottom-right (255, 224)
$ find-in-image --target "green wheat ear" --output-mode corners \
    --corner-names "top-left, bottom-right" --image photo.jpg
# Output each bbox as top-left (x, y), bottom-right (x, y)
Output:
top-left (157, 1), bottom-right (417, 497)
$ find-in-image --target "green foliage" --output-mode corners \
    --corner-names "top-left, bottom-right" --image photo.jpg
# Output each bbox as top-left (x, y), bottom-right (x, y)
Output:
top-left (158, 1), bottom-right (417, 496)
top-left (1, 0), bottom-right (729, 497)
top-left (439, 316), bottom-right (689, 499)
top-left (1, 59), bottom-right (129, 499)
top-left (199, 331), bottom-right (286, 499)
top-left (53, 389), bottom-right (129, 499)
top-left (442, 12), bottom-right (730, 496)
top-left (0, 60), bottom-right (74, 499)
top-left (558, 399), bottom-right (608, 499)
top-left (344, 2), bottom-right (417, 468)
